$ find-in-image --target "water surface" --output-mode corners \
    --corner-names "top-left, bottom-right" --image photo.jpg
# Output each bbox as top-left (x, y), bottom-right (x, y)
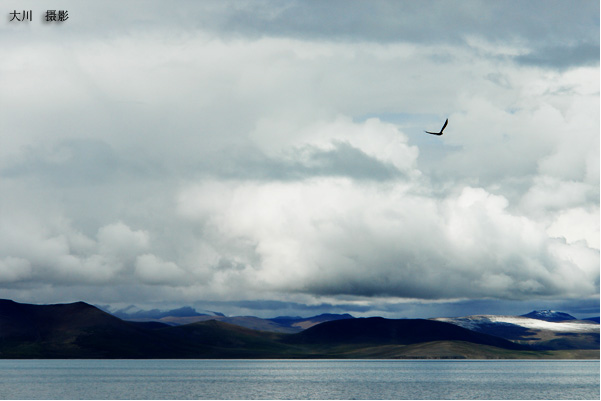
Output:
top-left (0, 359), bottom-right (598, 399)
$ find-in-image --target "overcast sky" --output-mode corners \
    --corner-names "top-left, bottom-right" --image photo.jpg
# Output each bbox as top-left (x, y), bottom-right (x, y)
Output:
top-left (0, 0), bottom-right (599, 319)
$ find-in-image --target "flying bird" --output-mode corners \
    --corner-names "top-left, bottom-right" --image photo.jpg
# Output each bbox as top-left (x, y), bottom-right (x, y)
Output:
top-left (425, 119), bottom-right (448, 136)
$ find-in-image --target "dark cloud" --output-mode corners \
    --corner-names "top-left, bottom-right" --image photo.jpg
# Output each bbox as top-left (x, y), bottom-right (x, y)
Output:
top-left (201, 142), bottom-right (403, 181)
top-left (10, 1), bottom-right (598, 73)
top-left (3, 139), bottom-right (121, 186)
top-left (1, 137), bottom-right (174, 188)
top-left (514, 43), bottom-right (600, 70)
top-left (105, 296), bottom-right (601, 319)
top-left (198, 1), bottom-right (598, 48)
top-left (300, 141), bottom-right (402, 180)
top-left (202, 299), bottom-right (370, 315)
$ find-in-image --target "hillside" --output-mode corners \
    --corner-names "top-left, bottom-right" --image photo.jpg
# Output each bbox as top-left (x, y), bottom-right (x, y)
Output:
top-left (269, 313), bottom-right (355, 331)
top-left (521, 310), bottom-right (577, 322)
top-left (107, 304), bottom-right (354, 333)
top-left (0, 299), bottom-right (186, 358)
top-left (433, 314), bottom-right (600, 351)
top-left (1, 300), bottom-right (598, 359)
top-left (286, 317), bottom-right (529, 350)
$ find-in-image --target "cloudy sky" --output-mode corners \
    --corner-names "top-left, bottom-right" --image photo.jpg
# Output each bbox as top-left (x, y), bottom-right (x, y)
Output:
top-left (1, 0), bottom-right (599, 319)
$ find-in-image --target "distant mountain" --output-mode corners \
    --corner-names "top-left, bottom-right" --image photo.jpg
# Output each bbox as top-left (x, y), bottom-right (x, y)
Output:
top-left (521, 310), bottom-right (576, 322)
top-left (433, 314), bottom-right (599, 351)
top-left (286, 317), bottom-right (529, 351)
top-left (177, 316), bottom-right (302, 333)
top-left (106, 305), bottom-right (228, 327)
top-left (105, 305), bottom-right (354, 333)
top-left (171, 313), bottom-right (355, 333)
top-left (2, 300), bottom-right (598, 359)
top-left (268, 313), bottom-right (355, 331)
top-left (0, 299), bottom-right (293, 358)
top-left (110, 305), bottom-right (211, 320)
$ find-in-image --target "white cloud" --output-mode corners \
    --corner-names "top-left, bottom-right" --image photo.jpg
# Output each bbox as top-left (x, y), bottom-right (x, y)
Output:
top-left (97, 222), bottom-right (149, 261)
top-left (0, 213), bottom-right (174, 286)
top-left (176, 116), bottom-right (599, 301)
top-left (0, 257), bottom-right (32, 283)
top-left (547, 208), bottom-right (600, 250)
top-left (134, 254), bottom-right (188, 286)
top-left (0, 1), bottom-right (597, 315)
top-left (179, 174), bottom-right (598, 300)
top-left (252, 116), bottom-right (420, 176)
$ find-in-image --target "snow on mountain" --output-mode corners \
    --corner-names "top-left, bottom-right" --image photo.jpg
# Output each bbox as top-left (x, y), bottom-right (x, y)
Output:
top-left (521, 310), bottom-right (576, 322)
top-left (435, 315), bottom-right (599, 333)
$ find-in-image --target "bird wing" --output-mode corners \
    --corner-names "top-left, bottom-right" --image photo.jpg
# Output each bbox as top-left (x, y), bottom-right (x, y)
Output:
top-left (440, 119), bottom-right (448, 133)
top-left (425, 131), bottom-right (442, 135)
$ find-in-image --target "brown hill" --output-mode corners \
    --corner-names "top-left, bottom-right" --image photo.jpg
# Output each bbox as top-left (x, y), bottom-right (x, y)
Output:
top-left (4, 300), bottom-right (596, 359)
top-left (0, 299), bottom-right (188, 358)
top-left (286, 317), bottom-right (530, 351)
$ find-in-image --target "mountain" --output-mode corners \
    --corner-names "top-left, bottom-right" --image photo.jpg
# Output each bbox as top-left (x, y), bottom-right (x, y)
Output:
top-left (104, 305), bottom-right (354, 333)
top-left (0, 300), bottom-right (526, 359)
top-left (186, 313), bottom-right (354, 333)
top-left (0, 299), bottom-right (192, 358)
top-left (521, 310), bottom-right (576, 322)
top-left (169, 315), bottom-right (303, 333)
top-left (0, 299), bottom-right (295, 358)
top-left (1, 300), bottom-right (598, 359)
top-left (107, 305), bottom-right (225, 325)
top-left (286, 317), bottom-right (529, 351)
top-left (156, 320), bottom-right (295, 358)
top-left (269, 313), bottom-right (354, 331)
top-left (433, 314), bottom-right (599, 351)
top-left (111, 305), bottom-right (210, 320)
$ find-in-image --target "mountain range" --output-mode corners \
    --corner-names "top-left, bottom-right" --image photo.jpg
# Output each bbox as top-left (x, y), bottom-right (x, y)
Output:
top-left (1, 299), bottom-right (598, 359)
top-left (434, 312), bottom-right (599, 351)
top-left (104, 304), bottom-right (601, 350)
top-left (104, 305), bottom-right (354, 333)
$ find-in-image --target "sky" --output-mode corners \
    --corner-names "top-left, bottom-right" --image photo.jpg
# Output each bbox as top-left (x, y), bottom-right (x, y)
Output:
top-left (0, 0), bottom-right (599, 319)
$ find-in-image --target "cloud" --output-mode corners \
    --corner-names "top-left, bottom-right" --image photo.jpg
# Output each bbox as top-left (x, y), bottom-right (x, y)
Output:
top-left (198, 140), bottom-right (405, 182)
top-left (97, 222), bottom-right (149, 262)
top-left (0, 1), bottom-right (597, 317)
top-left (177, 117), bottom-right (599, 302)
top-left (547, 208), bottom-right (600, 250)
top-left (3, 139), bottom-right (121, 186)
top-left (134, 254), bottom-right (188, 286)
top-left (0, 213), bottom-right (181, 287)
top-left (0, 257), bottom-right (32, 283)
top-left (185, 0), bottom-right (599, 52)
top-left (514, 43), bottom-right (600, 70)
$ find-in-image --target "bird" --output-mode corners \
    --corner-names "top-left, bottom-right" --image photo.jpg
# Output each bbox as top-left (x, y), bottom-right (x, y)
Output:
top-left (424, 119), bottom-right (448, 136)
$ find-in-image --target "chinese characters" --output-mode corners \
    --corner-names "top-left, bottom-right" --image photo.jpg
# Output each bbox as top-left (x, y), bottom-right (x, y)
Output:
top-left (45, 10), bottom-right (69, 22)
top-left (9, 10), bottom-right (32, 22)
top-left (8, 9), bottom-right (69, 23)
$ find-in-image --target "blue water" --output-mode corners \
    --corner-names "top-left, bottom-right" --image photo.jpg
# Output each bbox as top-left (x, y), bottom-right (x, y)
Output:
top-left (0, 359), bottom-right (598, 399)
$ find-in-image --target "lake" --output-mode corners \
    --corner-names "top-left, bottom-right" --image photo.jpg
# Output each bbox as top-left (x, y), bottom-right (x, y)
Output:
top-left (0, 359), bottom-right (598, 399)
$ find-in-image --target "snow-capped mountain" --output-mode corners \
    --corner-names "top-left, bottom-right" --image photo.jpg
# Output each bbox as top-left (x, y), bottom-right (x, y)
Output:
top-left (521, 310), bottom-right (576, 322)
top-left (435, 314), bottom-right (597, 332)
top-left (432, 312), bottom-right (599, 350)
